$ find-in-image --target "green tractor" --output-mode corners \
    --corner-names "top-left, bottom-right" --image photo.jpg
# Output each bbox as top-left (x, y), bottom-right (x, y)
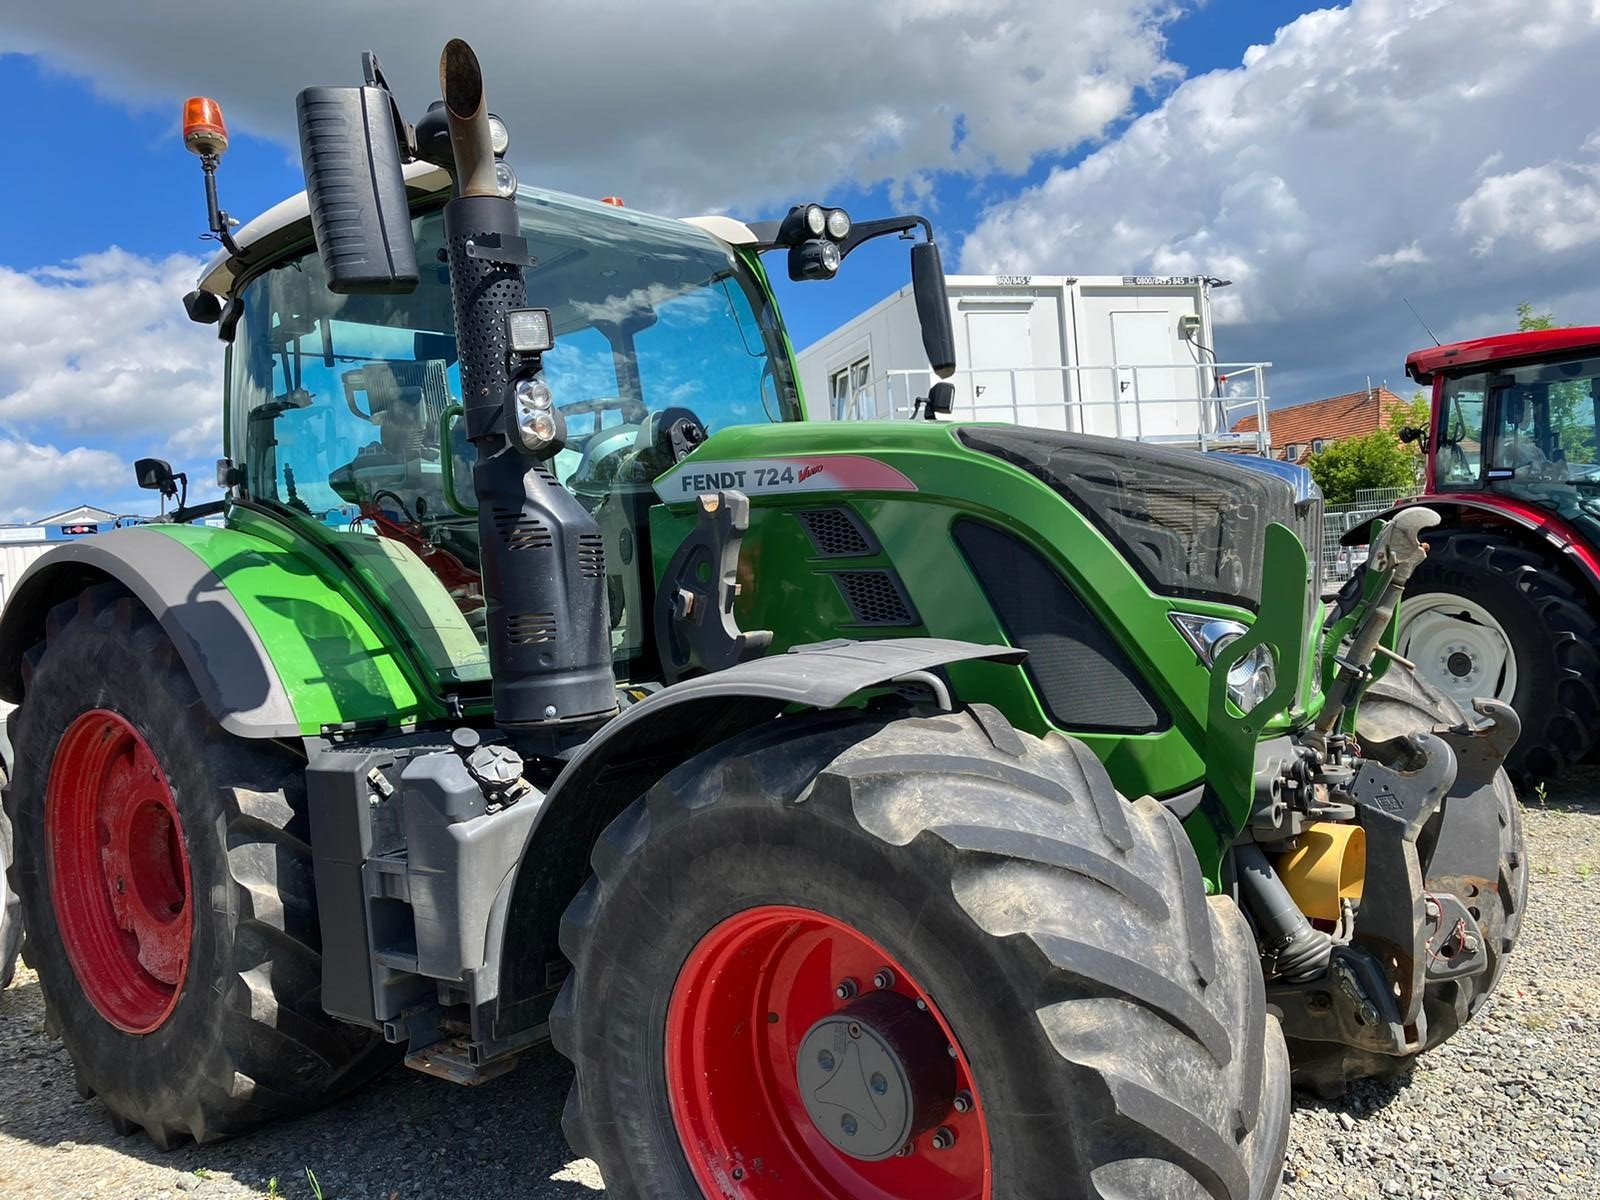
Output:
top-left (0, 43), bottom-right (1524, 1199)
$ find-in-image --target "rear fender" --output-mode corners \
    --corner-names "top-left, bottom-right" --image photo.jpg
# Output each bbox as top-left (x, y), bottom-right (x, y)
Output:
top-left (0, 525), bottom-right (435, 737)
top-left (480, 638), bottom-right (1024, 1047)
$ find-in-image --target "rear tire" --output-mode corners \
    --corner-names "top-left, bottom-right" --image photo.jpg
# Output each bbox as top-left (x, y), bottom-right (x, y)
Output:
top-left (4, 585), bottom-right (395, 1146)
top-left (1386, 530), bottom-right (1600, 784)
top-left (552, 707), bottom-right (1289, 1199)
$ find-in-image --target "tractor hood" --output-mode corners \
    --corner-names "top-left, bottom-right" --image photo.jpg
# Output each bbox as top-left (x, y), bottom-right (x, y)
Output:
top-left (957, 427), bottom-right (1323, 611)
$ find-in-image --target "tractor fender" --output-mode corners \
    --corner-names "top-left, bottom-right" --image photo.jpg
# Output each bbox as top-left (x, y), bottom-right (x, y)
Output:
top-left (481, 637), bottom-right (1026, 1040)
top-left (1341, 495), bottom-right (1600, 590)
top-left (0, 528), bottom-right (300, 736)
top-left (0, 524), bottom-right (436, 739)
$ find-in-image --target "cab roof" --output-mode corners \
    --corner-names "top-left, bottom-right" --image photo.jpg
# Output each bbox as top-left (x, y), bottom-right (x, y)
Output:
top-left (195, 162), bottom-right (759, 299)
top-left (1406, 326), bottom-right (1600, 384)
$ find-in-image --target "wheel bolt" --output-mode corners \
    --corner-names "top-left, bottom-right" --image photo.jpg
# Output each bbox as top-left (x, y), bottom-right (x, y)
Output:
top-left (931, 1126), bottom-right (956, 1150)
top-left (873, 967), bottom-right (896, 990)
top-left (870, 1072), bottom-right (888, 1096)
top-left (834, 978), bottom-right (858, 1000)
top-left (847, 1022), bottom-right (863, 1039)
top-left (841, 1113), bottom-right (858, 1137)
top-left (896, 1141), bottom-right (914, 1157)
top-left (731, 1166), bottom-right (745, 1181)
top-left (953, 1090), bottom-right (973, 1113)
top-left (817, 1049), bottom-right (836, 1072)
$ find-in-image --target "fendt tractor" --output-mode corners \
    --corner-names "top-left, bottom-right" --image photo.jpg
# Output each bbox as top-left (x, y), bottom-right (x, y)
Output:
top-left (1341, 327), bottom-right (1600, 786)
top-left (0, 44), bottom-right (1524, 1200)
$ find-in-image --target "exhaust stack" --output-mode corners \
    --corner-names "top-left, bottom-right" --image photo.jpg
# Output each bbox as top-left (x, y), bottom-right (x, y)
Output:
top-left (437, 40), bottom-right (616, 743)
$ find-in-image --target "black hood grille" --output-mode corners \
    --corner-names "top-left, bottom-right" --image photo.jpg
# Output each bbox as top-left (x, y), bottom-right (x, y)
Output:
top-left (959, 427), bottom-right (1319, 610)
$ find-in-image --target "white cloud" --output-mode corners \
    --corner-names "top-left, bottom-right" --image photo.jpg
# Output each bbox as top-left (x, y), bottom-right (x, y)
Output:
top-left (960, 0), bottom-right (1600, 403)
top-left (0, 248), bottom-right (219, 522)
top-left (1, 1), bottom-right (1182, 216)
top-left (0, 440), bottom-right (127, 523)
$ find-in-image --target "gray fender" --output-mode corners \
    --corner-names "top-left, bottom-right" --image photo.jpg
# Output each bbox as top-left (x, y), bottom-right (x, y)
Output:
top-left (0, 529), bottom-right (300, 737)
top-left (482, 637), bottom-right (1026, 1042)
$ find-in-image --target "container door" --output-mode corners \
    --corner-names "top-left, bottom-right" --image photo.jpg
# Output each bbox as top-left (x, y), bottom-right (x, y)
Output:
top-left (962, 306), bottom-right (1036, 425)
top-left (1110, 310), bottom-right (1191, 440)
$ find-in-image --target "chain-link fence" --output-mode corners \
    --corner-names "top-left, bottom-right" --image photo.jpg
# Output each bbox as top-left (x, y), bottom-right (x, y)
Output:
top-left (1320, 487), bottom-right (1410, 591)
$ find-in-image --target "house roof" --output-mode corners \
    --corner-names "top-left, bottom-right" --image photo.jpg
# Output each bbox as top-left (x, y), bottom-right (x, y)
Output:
top-left (1234, 387), bottom-right (1410, 461)
top-left (32, 504), bottom-right (119, 526)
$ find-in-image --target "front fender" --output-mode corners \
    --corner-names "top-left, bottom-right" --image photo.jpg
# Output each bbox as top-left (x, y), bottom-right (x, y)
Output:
top-left (0, 524), bottom-right (436, 737)
top-left (483, 637), bottom-right (1024, 1043)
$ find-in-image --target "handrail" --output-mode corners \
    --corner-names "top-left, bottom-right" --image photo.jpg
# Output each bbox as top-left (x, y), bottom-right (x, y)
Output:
top-left (831, 361), bottom-right (1273, 455)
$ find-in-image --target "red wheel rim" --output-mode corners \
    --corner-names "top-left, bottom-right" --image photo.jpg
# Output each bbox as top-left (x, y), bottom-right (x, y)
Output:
top-left (45, 710), bottom-right (193, 1034)
top-left (666, 905), bottom-right (991, 1199)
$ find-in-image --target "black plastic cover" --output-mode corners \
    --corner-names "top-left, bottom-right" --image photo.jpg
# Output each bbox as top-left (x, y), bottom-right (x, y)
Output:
top-left (295, 85), bottom-right (419, 295)
top-left (955, 519), bottom-right (1165, 732)
top-left (960, 427), bottom-right (1303, 609)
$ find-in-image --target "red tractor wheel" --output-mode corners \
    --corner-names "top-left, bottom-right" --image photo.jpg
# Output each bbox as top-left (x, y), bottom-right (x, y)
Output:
top-left (667, 906), bottom-right (989, 1198)
top-left (9, 585), bottom-right (395, 1146)
top-left (553, 708), bottom-right (1290, 1199)
top-left (45, 710), bottom-right (193, 1033)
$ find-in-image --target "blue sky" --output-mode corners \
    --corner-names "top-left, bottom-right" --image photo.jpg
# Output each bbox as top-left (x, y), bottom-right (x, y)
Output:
top-left (2, 1), bottom-right (1597, 521)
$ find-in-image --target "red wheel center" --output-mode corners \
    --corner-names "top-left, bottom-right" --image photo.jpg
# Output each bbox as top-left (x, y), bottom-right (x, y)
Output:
top-left (666, 905), bottom-right (991, 1199)
top-left (46, 710), bottom-right (193, 1033)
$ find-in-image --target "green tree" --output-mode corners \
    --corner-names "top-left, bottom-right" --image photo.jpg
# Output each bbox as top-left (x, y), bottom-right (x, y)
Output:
top-left (1307, 428), bottom-right (1420, 503)
top-left (1517, 301), bottom-right (1555, 331)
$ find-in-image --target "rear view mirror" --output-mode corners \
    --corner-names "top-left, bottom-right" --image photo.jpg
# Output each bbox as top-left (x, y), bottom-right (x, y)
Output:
top-left (296, 84), bottom-right (419, 294)
top-left (134, 457), bottom-right (179, 498)
top-left (911, 242), bottom-right (956, 379)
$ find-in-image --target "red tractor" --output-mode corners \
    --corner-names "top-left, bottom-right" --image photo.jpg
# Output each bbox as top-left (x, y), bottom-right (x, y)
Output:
top-left (1343, 326), bottom-right (1600, 784)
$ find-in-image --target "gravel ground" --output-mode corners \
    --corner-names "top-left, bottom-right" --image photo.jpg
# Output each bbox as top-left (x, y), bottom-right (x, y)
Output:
top-left (2, 770), bottom-right (1596, 1199)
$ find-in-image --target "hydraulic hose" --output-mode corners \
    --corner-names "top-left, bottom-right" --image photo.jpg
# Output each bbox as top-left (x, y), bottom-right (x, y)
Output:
top-left (1236, 842), bottom-right (1332, 983)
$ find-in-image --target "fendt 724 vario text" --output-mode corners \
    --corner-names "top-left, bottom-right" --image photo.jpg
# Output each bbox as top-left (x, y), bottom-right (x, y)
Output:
top-left (0, 44), bottom-right (1524, 1199)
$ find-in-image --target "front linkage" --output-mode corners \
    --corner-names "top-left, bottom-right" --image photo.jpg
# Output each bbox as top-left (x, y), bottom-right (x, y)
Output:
top-left (1231, 509), bottom-right (1523, 1085)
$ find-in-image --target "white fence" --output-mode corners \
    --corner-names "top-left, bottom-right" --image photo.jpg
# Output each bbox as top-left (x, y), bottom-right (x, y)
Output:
top-left (835, 362), bottom-right (1272, 454)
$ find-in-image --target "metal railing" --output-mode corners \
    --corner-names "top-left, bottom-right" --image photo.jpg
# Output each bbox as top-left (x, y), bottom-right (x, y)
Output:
top-left (832, 362), bottom-right (1272, 454)
top-left (1320, 487), bottom-right (1410, 589)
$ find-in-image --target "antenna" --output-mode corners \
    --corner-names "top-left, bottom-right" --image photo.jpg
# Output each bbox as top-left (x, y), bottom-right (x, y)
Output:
top-left (1402, 296), bottom-right (1442, 347)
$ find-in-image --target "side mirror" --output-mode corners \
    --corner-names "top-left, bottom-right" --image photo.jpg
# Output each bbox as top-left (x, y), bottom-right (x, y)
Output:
top-left (911, 242), bottom-right (956, 380)
top-left (295, 81), bottom-right (419, 294)
top-left (1398, 425), bottom-right (1428, 449)
top-left (134, 457), bottom-right (180, 498)
top-left (921, 381), bottom-right (956, 420)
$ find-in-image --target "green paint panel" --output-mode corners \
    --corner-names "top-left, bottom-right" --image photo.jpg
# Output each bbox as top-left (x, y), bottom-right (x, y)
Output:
top-left (650, 420), bottom-right (1315, 824)
top-left (146, 518), bottom-right (442, 733)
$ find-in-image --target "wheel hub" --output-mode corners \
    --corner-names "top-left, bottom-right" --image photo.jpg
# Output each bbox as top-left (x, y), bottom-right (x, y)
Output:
top-left (796, 991), bottom-right (955, 1161)
top-left (1397, 594), bottom-right (1518, 707)
top-left (46, 709), bottom-right (192, 1033)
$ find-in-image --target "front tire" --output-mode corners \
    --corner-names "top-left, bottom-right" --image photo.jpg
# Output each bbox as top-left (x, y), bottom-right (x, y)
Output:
top-left (0, 773), bottom-right (22, 989)
top-left (5, 585), bottom-right (395, 1146)
top-left (1394, 530), bottom-right (1600, 784)
top-left (552, 707), bottom-right (1289, 1199)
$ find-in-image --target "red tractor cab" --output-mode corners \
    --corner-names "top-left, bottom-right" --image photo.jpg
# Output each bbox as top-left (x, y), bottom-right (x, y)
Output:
top-left (1346, 326), bottom-right (1600, 782)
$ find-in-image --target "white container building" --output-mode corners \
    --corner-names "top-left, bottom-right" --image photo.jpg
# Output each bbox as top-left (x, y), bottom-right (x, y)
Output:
top-left (796, 273), bottom-right (1271, 452)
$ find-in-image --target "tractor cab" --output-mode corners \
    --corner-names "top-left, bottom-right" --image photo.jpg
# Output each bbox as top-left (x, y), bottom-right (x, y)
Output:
top-left (1409, 327), bottom-right (1600, 542)
top-left (211, 176), bottom-right (803, 682)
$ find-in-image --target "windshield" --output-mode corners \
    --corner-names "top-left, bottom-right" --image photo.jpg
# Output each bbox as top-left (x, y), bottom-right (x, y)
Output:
top-left (226, 188), bottom-right (799, 680)
top-left (1484, 354), bottom-right (1599, 488)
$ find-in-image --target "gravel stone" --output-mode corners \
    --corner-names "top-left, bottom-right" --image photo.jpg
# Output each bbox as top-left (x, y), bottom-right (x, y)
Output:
top-left (3, 768), bottom-right (1596, 1198)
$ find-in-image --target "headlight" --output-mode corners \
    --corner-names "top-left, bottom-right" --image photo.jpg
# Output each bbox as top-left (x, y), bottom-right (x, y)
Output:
top-left (1224, 643), bottom-right (1277, 713)
top-left (1170, 612), bottom-right (1276, 713)
top-left (494, 160), bottom-right (518, 198)
top-left (487, 113), bottom-right (510, 156)
top-left (804, 203), bottom-right (827, 236)
top-left (825, 207), bottom-right (851, 239)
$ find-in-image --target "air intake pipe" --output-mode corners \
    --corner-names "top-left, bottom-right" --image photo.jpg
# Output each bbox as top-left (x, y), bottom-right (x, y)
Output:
top-left (1236, 842), bottom-right (1332, 983)
top-left (438, 40), bottom-right (615, 740)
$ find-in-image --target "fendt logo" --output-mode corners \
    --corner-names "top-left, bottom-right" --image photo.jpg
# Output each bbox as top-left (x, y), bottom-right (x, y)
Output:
top-left (654, 456), bottom-right (918, 503)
